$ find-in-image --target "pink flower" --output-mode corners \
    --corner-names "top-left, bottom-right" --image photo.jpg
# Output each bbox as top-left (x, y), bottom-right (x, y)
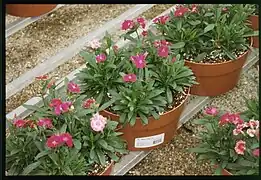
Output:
top-left (82, 98), bottom-right (96, 109)
top-left (113, 45), bottom-right (118, 54)
top-left (67, 81), bottom-right (80, 93)
top-left (204, 107), bottom-right (218, 116)
top-left (252, 148), bottom-right (259, 157)
top-left (54, 101), bottom-right (72, 115)
top-left (153, 40), bottom-right (161, 48)
top-left (160, 40), bottom-right (171, 46)
top-left (90, 113), bottom-right (107, 132)
top-left (157, 45), bottom-right (169, 57)
top-left (123, 73), bottom-right (137, 82)
top-left (172, 57), bottom-right (176, 63)
top-left (191, 4), bottom-right (198, 13)
top-left (49, 98), bottom-right (62, 107)
top-left (222, 7), bottom-right (228, 12)
top-left (47, 79), bottom-right (55, 89)
top-left (249, 120), bottom-right (259, 129)
top-left (37, 118), bottom-right (53, 129)
top-left (25, 120), bottom-right (35, 128)
top-left (46, 135), bottom-right (63, 148)
top-left (153, 15), bottom-right (170, 25)
top-left (219, 113), bottom-right (231, 126)
top-left (229, 114), bottom-right (244, 125)
top-left (233, 128), bottom-right (244, 136)
top-left (247, 128), bottom-right (256, 137)
top-left (13, 119), bottom-right (27, 128)
top-left (35, 75), bottom-right (48, 80)
top-left (121, 20), bottom-right (135, 30)
top-left (60, 133), bottom-right (73, 147)
top-left (88, 39), bottom-right (101, 49)
top-left (174, 5), bottom-right (189, 17)
top-left (137, 17), bottom-right (146, 28)
top-left (130, 54), bottom-right (147, 69)
top-left (96, 53), bottom-right (107, 63)
top-left (234, 140), bottom-right (246, 155)
top-left (141, 30), bottom-right (148, 36)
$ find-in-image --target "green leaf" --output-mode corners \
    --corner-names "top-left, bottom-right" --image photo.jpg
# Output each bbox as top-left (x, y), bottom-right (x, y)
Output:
top-left (151, 111), bottom-right (160, 120)
top-left (96, 149), bottom-right (106, 166)
top-left (21, 161), bottom-right (41, 175)
top-left (188, 147), bottom-right (211, 153)
top-left (171, 42), bottom-right (185, 49)
top-left (204, 12), bottom-right (214, 17)
top-left (129, 114), bottom-right (137, 126)
top-left (22, 104), bottom-right (44, 113)
top-left (107, 152), bottom-right (119, 162)
top-left (188, 20), bottom-right (201, 26)
top-left (194, 52), bottom-right (207, 62)
top-left (10, 149), bottom-right (20, 155)
top-left (119, 113), bottom-right (127, 124)
top-left (35, 150), bottom-right (50, 160)
top-left (166, 87), bottom-right (173, 104)
top-left (106, 120), bottom-right (118, 130)
top-left (192, 118), bottom-right (208, 125)
top-left (73, 139), bottom-right (82, 150)
top-left (204, 24), bottom-right (215, 33)
top-left (246, 169), bottom-right (256, 175)
top-left (77, 109), bottom-right (94, 117)
top-left (214, 165), bottom-right (222, 175)
top-left (98, 139), bottom-right (108, 149)
top-left (64, 166), bottom-right (73, 175)
top-left (60, 124), bottom-right (67, 133)
top-left (99, 98), bottom-right (116, 111)
top-left (250, 143), bottom-right (259, 149)
top-left (138, 112), bottom-right (148, 125)
top-left (90, 148), bottom-right (95, 160)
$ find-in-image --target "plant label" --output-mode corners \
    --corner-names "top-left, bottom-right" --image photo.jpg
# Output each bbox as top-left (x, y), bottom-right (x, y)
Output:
top-left (134, 133), bottom-right (165, 148)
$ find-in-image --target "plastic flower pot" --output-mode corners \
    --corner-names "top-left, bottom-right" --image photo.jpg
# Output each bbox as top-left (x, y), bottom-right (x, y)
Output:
top-left (6, 4), bottom-right (57, 17)
top-left (100, 89), bottom-right (189, 151)
top-left (184, 39), bottom-right (252, 97)
top-left (249, 15), bottom-right (259, 48)
top-left (213, 165), bottom-right (232, 176)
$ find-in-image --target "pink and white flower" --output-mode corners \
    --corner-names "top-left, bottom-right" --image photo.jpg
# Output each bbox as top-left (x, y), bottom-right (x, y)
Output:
top-left (37, 118), bottom-right (53, 129)
top-left (234, 140), bottom-right (246, 155)
top-left (123, 73), bottom-right (137, 83)
top-left (54, 101), bottom-right (72, 115)
top-left (249, 120), bottom-right (259, 129)
top-left (121, 20), bottom-right (135, 30)
top-left (130, 53), bottom-right (147, 69)
top-left (88, 39), bottom-right (102, 49)
top-left (67, 81), bottom-right (80, 93)
top-left (90, 113), bottom-right (107, 132)
top-left (246, 128), bottom-right (256, 137)
top-left (157, 45), bottom-right (169, 57)
top-left (96, 53), bottom-right (107, 63)
top-left (204, 107), bottom-right (218, 116)
top-left (136, 17), bottom-right (146, 29)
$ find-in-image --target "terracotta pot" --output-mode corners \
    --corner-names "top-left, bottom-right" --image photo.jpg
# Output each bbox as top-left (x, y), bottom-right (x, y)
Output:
top-left (98, 161), bottom-right (114, 176)
top-left (100, 90), bottom-right (189, 151)
top-left (249, 15), bottom-right (259, 48)
top-left (6, 4), bottom-right (57, 17)
top-left (213, 165), bottom-right (232, 176)
top-left (184, 42), bottom-right (252, 97)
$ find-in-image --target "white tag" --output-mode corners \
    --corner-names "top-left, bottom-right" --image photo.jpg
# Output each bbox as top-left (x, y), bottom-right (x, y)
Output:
top-left (134, 133), bottom-right (165, 148)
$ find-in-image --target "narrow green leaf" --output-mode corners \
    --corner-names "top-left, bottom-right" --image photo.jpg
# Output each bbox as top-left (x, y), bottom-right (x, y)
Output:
top-left (171, 42), bottom-right (185, 49)
top-left (166, 87), bottom-right (173, 104)
top-left (138, 112), bottom-right (149, 125)
top-left (21, 161), bottom-right (41, 175)
top-left (204, 24), bottom-right (215, 33)
top-left (60, 124), bottom-right (67, 133)
top-left (151, 111), bottom-right (160, 120)
top-left (35, 151), bottom-right (50, 160)
top-left (98, 139), bottom-right (108, 149)
top-left (73, 139), bottom-right (82, 150)
top-left (98, 98), bottom-right (116, 111)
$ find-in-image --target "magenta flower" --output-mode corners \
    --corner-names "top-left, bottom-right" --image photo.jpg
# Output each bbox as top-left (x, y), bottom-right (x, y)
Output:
top-left (96, 53), bottom-right (107, 63)
top-left (157, 45), bottom-right (169, 57)
top-left (141, 30), bottom-right (148, 36)
top-left (174, 5), bottom-right (189, 17)
top-left (54, 101), bottom-right (72, 115)
top-left (204, 107), bottom-right (218, 116)
top-left (13, 119), bottom-right (27, 128)
top-left (37, 118), bottom-right (53, 129)
top-left (60, 133), bottom-right (73, 147)
top-left (123, 73), bottom-right (137, 83)
top-left (172, 57), bottom-right (176, 63)
top-left (121, 20), bottom-right (135, 30)
top-left (49, 98), bottom-right (62, 108)
top-left (130, 54), bottom-right (147, 69)
top-left (136, 17), bottom-right (146, 28)
top-left (153, 15), bottom-right (169, 24)
top-left (191, 4), bottom-right (198, 13)
top-left (90, 113), bottom-right (107, 132)
top-left (83, 98), bottom-right (96, 109)
top-left (46, 135), bottom-right (63, 148)
top-left (219, 113), bottom-right (231, 126)
top-left (68, 81), bottom-right (80, 93)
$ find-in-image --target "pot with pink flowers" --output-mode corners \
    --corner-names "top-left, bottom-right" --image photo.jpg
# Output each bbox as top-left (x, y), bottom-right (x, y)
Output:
top-left (189, 106), bottom-right (259, 175)
top-left (77, 18), bottom-right (197, 151)
top-left (6, 77), bottom-right (127, 175)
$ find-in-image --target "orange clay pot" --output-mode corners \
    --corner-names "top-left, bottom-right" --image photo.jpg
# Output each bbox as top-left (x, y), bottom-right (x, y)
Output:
top-left (249, 15), bottom-right (259, 48)
top-left (185, 39), bottom-right (252, 97)
top-left (6, 4), bottom-right (57, 17)
top-left (100, 90), bottom-right (189, 151)
top-left (213, 165), bottom-right (232, 176)
top-left (98, 161), bottom-right (114, 176)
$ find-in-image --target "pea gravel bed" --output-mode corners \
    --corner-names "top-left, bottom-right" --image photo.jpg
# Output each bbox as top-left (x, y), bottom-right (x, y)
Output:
top-left (6, 4), bottom-right (174, 114)
top-left (127, 66), bottom-right (259, 175)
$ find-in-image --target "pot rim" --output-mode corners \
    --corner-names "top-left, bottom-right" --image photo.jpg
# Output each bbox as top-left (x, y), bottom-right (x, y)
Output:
top-left (102, 88), bottom-right (190, 119)
top-left (185, 37), bottom-right (253, 66)
top-left (97, 160), bottom-right (114, 175)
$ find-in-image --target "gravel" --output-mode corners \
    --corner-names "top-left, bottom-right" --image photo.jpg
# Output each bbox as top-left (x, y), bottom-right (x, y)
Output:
top-left (127, 66), bottom-right (259, 175)
top-left (6, 4), bottom-right (175, 114)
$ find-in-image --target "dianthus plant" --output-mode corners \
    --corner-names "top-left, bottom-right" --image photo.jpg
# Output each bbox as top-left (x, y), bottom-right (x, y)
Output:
top-left (6, 76), bottom-right (127, 175)
top-left (189, 107), bottom-right (259, 175)
top-left (78, 17), bottom-right (197, 126)
top-left (153, 4), bottom-right (258, 61)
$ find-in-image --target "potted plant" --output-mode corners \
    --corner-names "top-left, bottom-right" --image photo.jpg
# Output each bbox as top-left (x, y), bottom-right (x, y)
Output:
top-left (6, 76), bottom-right (127, 175)
top-left (189, 106), bottom-right (259, 175)
top-left (76, 18), bottom-right (197, 151)
top-left (247, 4), bottom-right (259, 48)
top-left (153, 4), bottom-right (258, 96)
top-left (6, 4), bottom-right (57, 17)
